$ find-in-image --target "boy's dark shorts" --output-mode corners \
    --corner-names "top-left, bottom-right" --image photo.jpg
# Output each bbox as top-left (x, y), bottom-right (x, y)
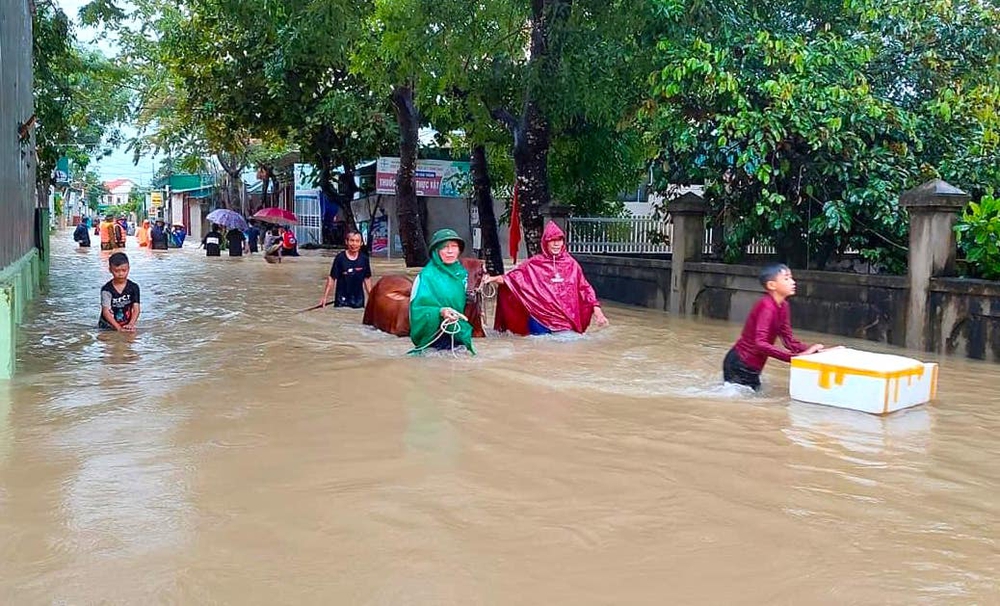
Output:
top-left (723, 348), bottom-right (761, 390)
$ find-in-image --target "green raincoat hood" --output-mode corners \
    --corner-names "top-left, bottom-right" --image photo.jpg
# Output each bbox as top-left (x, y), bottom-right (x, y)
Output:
top-left (407, 231), bottom-right (475, 354)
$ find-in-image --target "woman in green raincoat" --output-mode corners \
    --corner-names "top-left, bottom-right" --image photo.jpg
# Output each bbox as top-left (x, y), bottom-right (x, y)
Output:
top-left (408, 229), bottom-right (476, 355)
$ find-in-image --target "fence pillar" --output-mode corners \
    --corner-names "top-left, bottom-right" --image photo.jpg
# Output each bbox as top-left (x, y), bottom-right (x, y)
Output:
top-left (542, 204), bottom-right (572, 238)
top-left (667, 192), bottom-right (707, 315)
top-left (900, 179), bottom-right (969, 352)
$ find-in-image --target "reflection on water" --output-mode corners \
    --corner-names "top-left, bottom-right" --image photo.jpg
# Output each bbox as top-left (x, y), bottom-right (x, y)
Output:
top-left (785, 402), bottom-right (933, 456)
top-left (0, 233), bottom-right (999, 603)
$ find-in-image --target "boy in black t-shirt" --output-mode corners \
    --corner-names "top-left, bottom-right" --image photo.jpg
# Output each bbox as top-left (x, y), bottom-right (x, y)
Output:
top-left (99, 252), bottom-right (141, 331)
top-left (320, 231), bottom-right (372, 308)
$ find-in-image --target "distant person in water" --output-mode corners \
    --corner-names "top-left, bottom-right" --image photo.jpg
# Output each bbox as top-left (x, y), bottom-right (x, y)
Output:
top-left (486, 221), bottom-right (608, 335)
top-left (245, 220), bottom-right (260, 254)
top-left (226, 225), bottom-right (246, 257)
top-left (723, 263), bottom-right (826, 390)
top-left (73, 217), bottom-right (91, 248)
top-left (136, 219), bottom-right (151, 248)
top-left (172, 224), bottom-right (187, 247)
top-left (408, 229), bottom-right (476, 354)
top-left (99, 252), bottom-right (141, 332)
top-left (202, 224), bottom-right (222, 256)
top-left (320, 230), bottom-right (372, 308)
top-left (280, 226), bottom-right (299, 256)
top-left (113, 216), bottom-right (127, 248)
top-left (263, 227), bottom-right (282, 262)
top-left (98, 215), bottom-right (115, 251)
top-left (150, 219), bottom-right (169, 250)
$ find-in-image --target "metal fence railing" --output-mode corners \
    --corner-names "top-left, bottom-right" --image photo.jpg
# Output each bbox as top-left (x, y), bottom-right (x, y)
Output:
top-left (567, 216), bottom-right (672, 254)
top-left (568, 218), bottom-right (777, 256)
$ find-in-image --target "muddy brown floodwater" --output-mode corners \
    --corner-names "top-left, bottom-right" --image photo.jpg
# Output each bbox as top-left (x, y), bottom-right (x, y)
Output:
top-left (0, 233), bottom-right (998, 604)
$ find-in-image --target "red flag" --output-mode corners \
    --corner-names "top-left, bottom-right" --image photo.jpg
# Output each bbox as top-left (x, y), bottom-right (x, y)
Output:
top-left (509, 180), bottom-right (521, 264)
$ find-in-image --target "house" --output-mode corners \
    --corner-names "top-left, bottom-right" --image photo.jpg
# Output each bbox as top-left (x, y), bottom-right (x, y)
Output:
top-left (150, 173), bottom-right (218, 243)
top-left (101, 178), bottom-right (136, 207)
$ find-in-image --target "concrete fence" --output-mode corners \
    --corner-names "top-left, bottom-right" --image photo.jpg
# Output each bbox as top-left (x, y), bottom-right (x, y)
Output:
top-left (572, 180), bottom-right (1000, 363)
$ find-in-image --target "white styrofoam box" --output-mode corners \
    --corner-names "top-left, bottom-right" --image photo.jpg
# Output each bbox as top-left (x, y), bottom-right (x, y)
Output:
top-left (789, 348), bottom-right (938, 415)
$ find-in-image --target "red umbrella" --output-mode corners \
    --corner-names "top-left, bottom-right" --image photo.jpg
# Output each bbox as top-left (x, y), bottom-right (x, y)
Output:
top-left (252, 207), bottom-right (298, 225)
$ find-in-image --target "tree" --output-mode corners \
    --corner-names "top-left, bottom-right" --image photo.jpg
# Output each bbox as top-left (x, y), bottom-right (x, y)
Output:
top-left (487, 0), bottom-right (655, 254)
top-left (76, 168), bottom-right (107, 211)
top-left (33, 2), bottom-right (128, 207)
top-left (644, 0), bottom-right (1000, 270)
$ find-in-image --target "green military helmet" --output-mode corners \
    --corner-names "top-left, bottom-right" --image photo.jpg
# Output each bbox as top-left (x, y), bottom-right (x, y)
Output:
top-left (427, 228), bottom-right (465, 253)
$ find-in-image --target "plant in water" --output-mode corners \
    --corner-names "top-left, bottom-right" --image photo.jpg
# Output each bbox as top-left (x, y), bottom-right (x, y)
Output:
top-left (955, 193), bottom-right (1000, 280)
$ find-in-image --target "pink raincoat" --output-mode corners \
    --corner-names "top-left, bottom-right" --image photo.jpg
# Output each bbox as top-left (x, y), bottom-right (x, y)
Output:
top-left (494, 221), bottom-right (600, 334)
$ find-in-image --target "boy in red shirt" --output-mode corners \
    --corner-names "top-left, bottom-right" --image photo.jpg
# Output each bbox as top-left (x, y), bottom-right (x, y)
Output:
top-left (723, 263), bottom-right (825, 390)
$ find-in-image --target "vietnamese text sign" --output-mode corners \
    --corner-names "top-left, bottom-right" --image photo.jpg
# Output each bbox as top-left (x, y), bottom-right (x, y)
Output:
top-left (150, 191), bottom-right (163, 208)
top-left (376, 157), bottom-right (470, 198)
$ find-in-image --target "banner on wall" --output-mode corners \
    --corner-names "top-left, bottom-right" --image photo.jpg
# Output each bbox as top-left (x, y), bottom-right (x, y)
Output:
top-left (375, 157), bottom-right (470, 198)
top-left (369, 213), bottom-right (389, 253)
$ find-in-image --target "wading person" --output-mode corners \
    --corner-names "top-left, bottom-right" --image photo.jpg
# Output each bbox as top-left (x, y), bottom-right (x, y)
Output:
top-left (73, 218), bottom-right (91, 248)
top-left (280, 226), bottom-right (299, 256)
top-left (226, 225), bottom-right (246, 257)
top-left (202, 224), bottom-right (222, 257)
top-left (723, 263), bottom-right (826, 391)
top-left (487, 221), bottom-right (608, 335)
top-left (98, 215), bottom-right (115, 251)
top-left (113, 216), bottom-right (127, 248)
top-left (263, 227), bottom-right (283, 263)
top-left (408, 229), bottom-right (476, 355)
top-left (150, 219), bottom-right (169, 250)
top-left (172, 224), bottom-right (187, 247)
top-left (99, 252), bottom-right (141, 332)
top-left (246, 221), bottom-right (260, 254)
top-left (320, 230), bottom-right (372, 308)
top-left (136, 219), bottom-right (151, 248)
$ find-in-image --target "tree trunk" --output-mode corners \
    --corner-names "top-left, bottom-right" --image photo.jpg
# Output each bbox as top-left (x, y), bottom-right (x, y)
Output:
top-left (492, 0), bottom-right (570, 256)
top-left (217, 151), bottom-right (247, 212)
top-left (391, 83), bottom-right (428, 267)
top-left (512, 102), bottom-right (551, 256)
top-left (258, 165), bottom-right (276, 210)
top-left (470, 144), bottom-right (504, 275)
top-left (336, 162), bottom-right (359, 232)
top-left (317, 158), bottom-right (359, 244)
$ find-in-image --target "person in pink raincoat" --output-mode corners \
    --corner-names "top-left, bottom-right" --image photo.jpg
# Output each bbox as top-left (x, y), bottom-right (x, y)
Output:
top-left (486, 221), bottom-right (609, 335)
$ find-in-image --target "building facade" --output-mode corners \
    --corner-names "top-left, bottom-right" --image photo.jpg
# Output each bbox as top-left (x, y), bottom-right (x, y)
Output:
top-left (0, 0), bottom-right (46, 378)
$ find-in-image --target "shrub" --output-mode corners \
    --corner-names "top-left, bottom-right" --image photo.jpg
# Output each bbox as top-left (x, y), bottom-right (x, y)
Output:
top-left (955, 193), bottom-right (1000, 280)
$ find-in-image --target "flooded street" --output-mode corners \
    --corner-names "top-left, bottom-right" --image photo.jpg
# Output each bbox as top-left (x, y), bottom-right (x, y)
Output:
top-left (1, 233), bottom-right (998, 604)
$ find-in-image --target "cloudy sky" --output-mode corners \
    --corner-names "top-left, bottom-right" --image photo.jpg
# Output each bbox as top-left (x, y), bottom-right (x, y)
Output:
top-left (58, 0), bottom-right (157, 185)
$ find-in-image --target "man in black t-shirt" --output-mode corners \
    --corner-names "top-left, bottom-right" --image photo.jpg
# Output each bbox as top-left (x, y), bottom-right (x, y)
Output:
top-left (202, 224), bottom-right (222, 256)
top-left (320, 231), bottom-right (373, 308)
top-left (226, 228), bottom-right (246, 256)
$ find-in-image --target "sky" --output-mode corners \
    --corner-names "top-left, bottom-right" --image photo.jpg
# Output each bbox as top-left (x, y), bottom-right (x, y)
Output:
top-left (58, 0), bottom-right (157, 186)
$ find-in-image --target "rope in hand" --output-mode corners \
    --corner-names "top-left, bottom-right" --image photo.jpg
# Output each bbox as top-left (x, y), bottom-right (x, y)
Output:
top-left (475, 278), bottom-right (498, 330)
top-left (409, 314), bottom-right (466, 355)
top-left (478, 280), bottom-right (498, 300)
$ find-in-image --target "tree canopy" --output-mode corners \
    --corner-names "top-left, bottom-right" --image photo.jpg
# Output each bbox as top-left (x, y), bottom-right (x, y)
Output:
top-left (46, 0), bottom-right (1000, 272)
top-left (644, 0), bottom-right (1000, 270)
top-left (33, 1), bottom-right (129, 203)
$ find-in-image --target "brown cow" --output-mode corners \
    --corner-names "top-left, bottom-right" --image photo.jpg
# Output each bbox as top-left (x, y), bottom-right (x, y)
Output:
top-left (363, 258), bottom-right (487, 338)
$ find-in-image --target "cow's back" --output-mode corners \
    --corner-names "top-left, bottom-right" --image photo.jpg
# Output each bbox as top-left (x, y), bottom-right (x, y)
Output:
top-left (363, 275), bottom-right (414, 336)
